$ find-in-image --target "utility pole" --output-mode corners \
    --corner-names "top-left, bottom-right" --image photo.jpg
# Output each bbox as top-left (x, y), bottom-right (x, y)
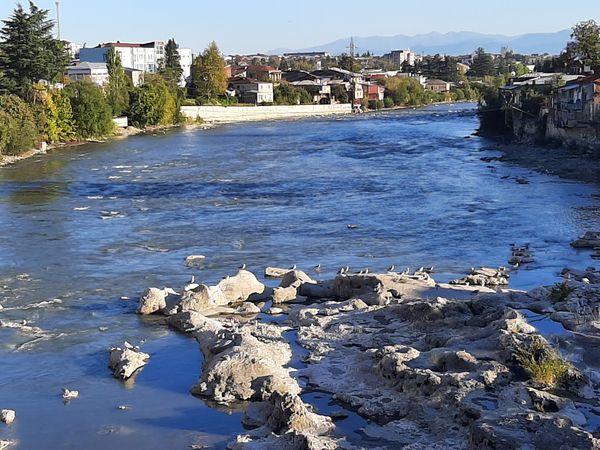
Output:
top-left (55, 1), bottom-right (61, 41)
top-left (347, 37), bottom-right (356, 58)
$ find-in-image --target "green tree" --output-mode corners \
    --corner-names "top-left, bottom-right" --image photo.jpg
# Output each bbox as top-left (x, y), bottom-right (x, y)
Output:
top-left (566, 20), bottom-right (600, 73)
top-left (0, 1), bottom-right (70, 97)
top-left (161, 38), bottom-right (183, 83)
top-left (338, 54), bottom-right (360, 73)
top-left (470, 48), bottom-right (495, 77)
top-left (105, 47), bottom-right (130, 116)
top-left (129, 75), bottom-right (180, 127)
top-left (35, 86), bottom-right (75, 143)
top-left (330, 84), bottom-right (349, 103)
top-left (273, 84), bottom-right (312, 105)
top-left (64, 80), bottom-right (114, 138)
top-left (189, 41), bottom-right (227, 100)
top-left (0, 94), bottom-right (39, 155)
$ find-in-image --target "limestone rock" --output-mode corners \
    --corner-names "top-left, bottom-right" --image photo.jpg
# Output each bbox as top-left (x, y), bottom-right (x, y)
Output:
top-left (244, 392), bottom-right (335, 436)
top-left (237, 302), bottom-right (261, 315)
top-left (109, 342), bottom-right (150, 380)
top-left (264, 267), bottom-right (290, 278)
top-left (216, 270), bottom-right (266, 305)
top-left (272, 285), bottom-right (298, 304)
top-left (137, 287), bottom-right (167, 315)
top-left (0, 409), bottom-right (15, 425)
top-left (280, 270), bottom-right (314, 289)
top-left (191, 324), bottom-right (300, 403)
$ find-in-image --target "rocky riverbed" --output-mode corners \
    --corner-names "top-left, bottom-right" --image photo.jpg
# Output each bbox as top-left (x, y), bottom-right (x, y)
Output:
top-left (129, 264), bottom-right (600, 449)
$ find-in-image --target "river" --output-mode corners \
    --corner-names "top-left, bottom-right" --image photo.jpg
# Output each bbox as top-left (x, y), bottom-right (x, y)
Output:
top-left (0, 103), bottom-right (598, 449)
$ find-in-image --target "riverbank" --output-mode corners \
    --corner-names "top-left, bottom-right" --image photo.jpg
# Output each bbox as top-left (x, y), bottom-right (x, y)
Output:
top-left (126, 262), bottom-right (600, 449)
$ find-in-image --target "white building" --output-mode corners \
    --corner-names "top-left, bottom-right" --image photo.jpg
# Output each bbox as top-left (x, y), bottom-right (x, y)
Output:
top-left (80, 41), bottom-right (193, 82)
top-left (65, 62), bottom-right (109, 86)
top-left (389, 49), bottom-right (416, 68)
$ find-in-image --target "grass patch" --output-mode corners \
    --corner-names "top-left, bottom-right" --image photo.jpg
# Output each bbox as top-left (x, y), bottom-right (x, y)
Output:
top-left (514, 336), bottom-right (570, 387)
top-left (549, 281), bottom-right (574, 303)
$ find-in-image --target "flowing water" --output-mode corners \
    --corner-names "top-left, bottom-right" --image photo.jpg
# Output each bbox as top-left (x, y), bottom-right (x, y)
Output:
top-left (0, 103), bottom-right (599, 448)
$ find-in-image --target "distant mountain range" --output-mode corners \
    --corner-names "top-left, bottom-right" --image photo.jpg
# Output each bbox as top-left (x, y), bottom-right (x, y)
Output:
top-left (268, 30), bottom-right (572, 56)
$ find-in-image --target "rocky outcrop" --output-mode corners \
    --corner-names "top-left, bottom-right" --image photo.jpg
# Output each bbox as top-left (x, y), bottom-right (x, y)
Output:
top-left (450, 267), bottom-right (509, 287)
top-left (109, 342), bottom-right (150, 380)
top-left (571, 231), bottom-right (600, 249)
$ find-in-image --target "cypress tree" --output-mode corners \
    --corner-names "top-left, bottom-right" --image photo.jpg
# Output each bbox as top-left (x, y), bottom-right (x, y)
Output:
top-left (0, 1), bottom-right (70, 97)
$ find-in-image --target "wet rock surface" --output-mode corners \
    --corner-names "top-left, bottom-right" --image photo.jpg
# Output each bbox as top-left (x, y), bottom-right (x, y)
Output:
top-left (137, 266), bottom-right (600, 449)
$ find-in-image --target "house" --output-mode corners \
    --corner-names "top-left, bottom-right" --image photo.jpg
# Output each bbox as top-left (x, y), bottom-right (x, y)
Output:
top-left (365, 83), bottom-right (385, 101)
top-left (425, 79), bottom-right (451, 93)
top-left (290, 80), bottom-right (331, 104)
top-left (283, 52), bottom-right (329, 60)
top-left (554, 75), bottom-right (600, 127)
top-left (456, 62), bottom-right (470, 75)
top-left (228, 79), bottom-right (274, 104)
top-left (282, 70), bottom-right (319, 83)
top-left (65, 62), bottom-right (109, 86)
top-left (246, 65), bottom-right (282, 82)
top-left (311, 68), bottom-right (364, 84)
top-left (124, 67), bottom-right (144, 87)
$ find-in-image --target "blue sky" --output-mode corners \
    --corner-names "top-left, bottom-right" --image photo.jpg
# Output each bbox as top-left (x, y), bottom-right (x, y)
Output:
top-left (1, 0), bottom-right (599, 54)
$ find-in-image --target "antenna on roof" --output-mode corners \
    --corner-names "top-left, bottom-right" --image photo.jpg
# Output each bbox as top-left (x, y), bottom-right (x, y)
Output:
top-left (55, 1), bottom-right (61, 41)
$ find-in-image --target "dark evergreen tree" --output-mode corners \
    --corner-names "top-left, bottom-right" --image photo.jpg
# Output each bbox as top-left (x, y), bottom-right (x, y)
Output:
top-left (469, 48), bottom-right (495, 77)
top-left (161, 38), bottom-right (183, 83)
top-left (0, 1), bottom-right (70, 97)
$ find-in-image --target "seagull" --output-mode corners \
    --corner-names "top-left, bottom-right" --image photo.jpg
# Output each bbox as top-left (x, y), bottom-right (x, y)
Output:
top-left (363, 268), bottom-right (369, 274)
top-left (337, 267), bottom-right (346, 275)
top-left (401, 267), bottom-right (410, 276)
top-left (424, 266), bottom-right (434, 274)
top-left (313, 264), bottom-right (321, 273)
top-left (239, 263), bottom-right (246, 270)
top-left (62, 388), bottom-right (79, 401)
top-left (184, 275), bottom-right (199, 291)
top-left (388, 265), bottom-right (395, 272)
top-left (290, 264), bottom-right (297, 270)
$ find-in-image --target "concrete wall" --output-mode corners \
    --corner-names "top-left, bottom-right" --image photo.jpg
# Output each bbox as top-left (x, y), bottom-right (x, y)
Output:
top-left (180, 104), bottom-right (352, 123)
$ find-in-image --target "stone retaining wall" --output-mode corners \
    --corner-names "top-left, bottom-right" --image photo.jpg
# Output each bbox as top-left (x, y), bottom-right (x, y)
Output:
top-left (181, 104), bottom-right (353, 123)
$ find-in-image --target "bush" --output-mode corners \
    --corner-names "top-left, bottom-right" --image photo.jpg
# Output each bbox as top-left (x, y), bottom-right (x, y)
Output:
top-left (64, 80), bottom-right (114, 138)
top-left (39, 88), bottom-right (75, 143)
top-left (0, 94), bottom-right (39, 155)
top-left (367, 99), bottom-right (385, 110)
top-left (514, 336), bottom-right (570, 387)
top-left (384, 97), bottom-right (394, 108)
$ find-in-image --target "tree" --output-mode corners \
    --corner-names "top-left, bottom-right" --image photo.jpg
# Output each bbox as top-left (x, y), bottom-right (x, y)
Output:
top-left (161, 38), bottom-right (183, 83)
top-left (0, 94), bottom-right (39, 155)
top-left (566, 20), bottom-right (600, 73)
top-left (330, 84), bottom-right (349, 103)
top-left (38, 87), bottom-right (75, 143)
top-left (338, 54), bottom-right (360, 73)
top-left (0, 1), bottom-right (70, 97)
top-left (189, 41), bottom-right (227, 100)
top-left (469, 48), bottom-right (495, 77)
top-left (105, 47), bottom-right (130, 116)
top-left (64, 80), bottom-right (114, 138)
top-left (273, 84), bottom-right (312, 105)
top-left (129, 75), bottom-right (180, 127)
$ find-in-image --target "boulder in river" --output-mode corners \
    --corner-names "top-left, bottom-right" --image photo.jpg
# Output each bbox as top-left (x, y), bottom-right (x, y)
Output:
top-left (216, 270), bottom-right (266, 305)
top-left (137, 287), bottom-right (168, 315)
top-left (0, 409), bottom-right (15, 425)
top-left (109, 342), bottom-right (150, 380)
